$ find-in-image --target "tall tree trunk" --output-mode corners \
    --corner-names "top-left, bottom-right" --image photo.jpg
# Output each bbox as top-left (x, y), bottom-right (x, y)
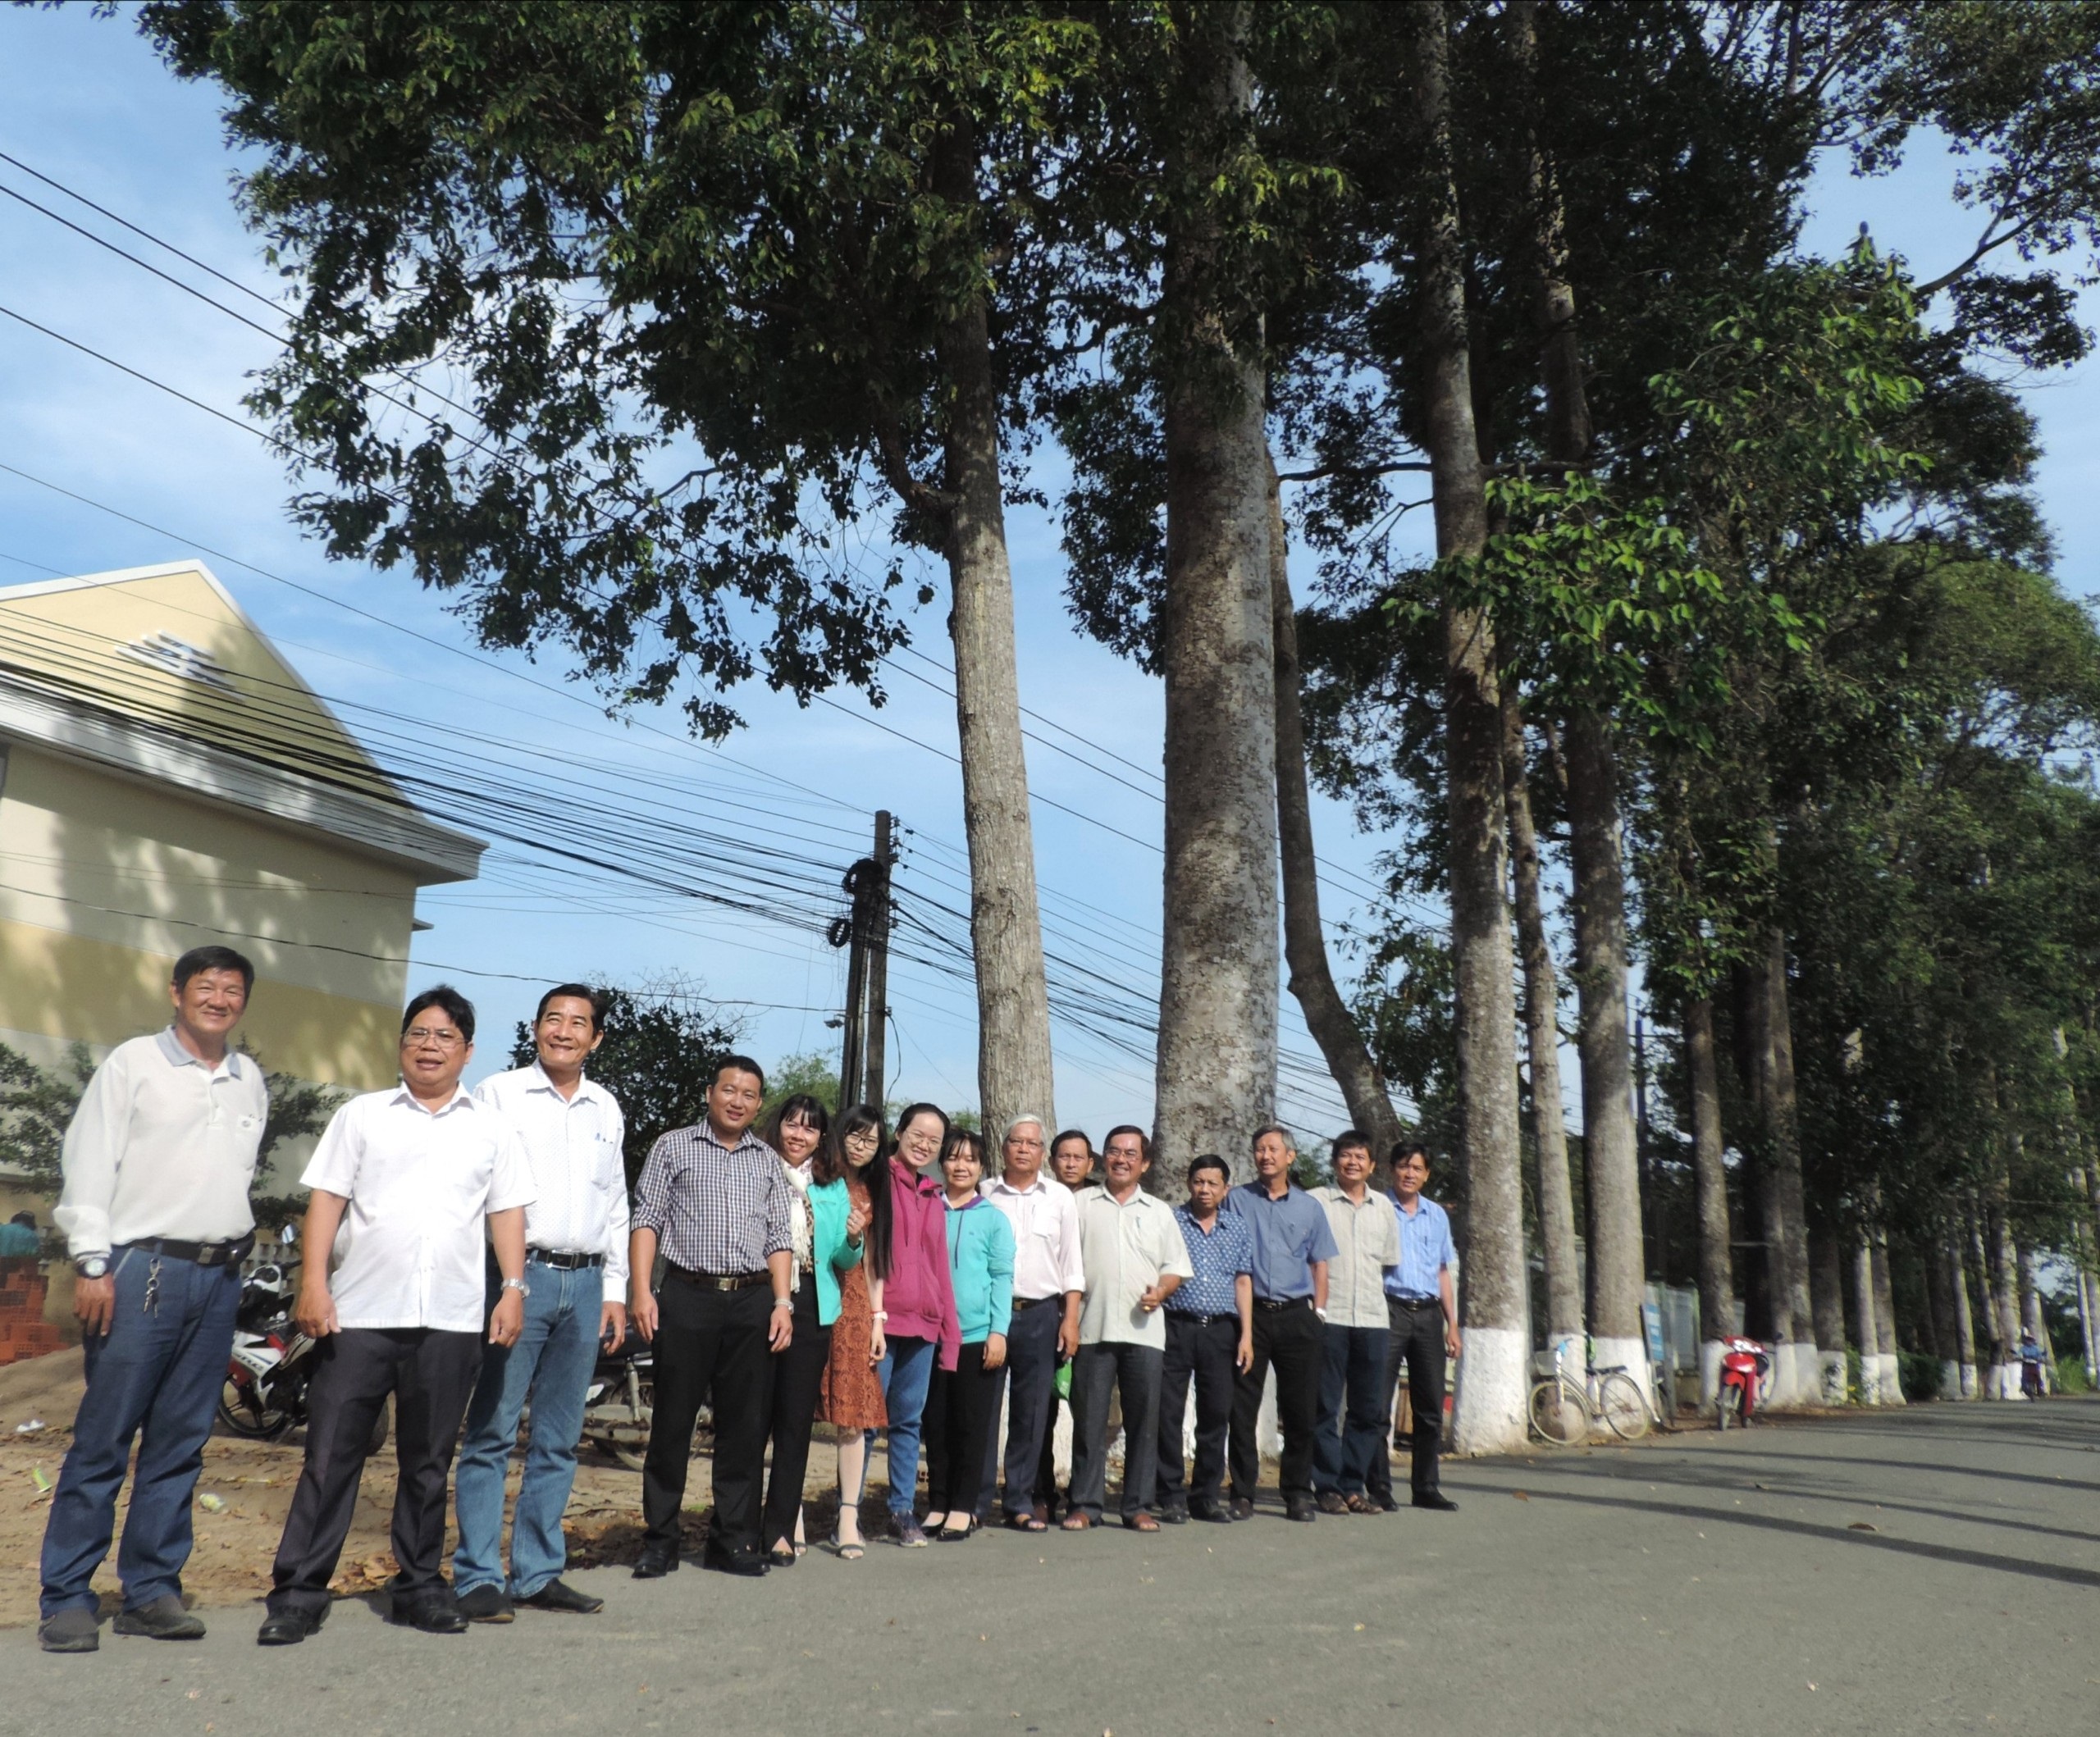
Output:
top-left (2017, 1241), bottom-right (2048, 1394)
top-left (1809, 1220), bottom-right (1849, 1404)
top-left (1268, 459), bottom-right (1407, 1164)
top-left (1987, 1197), bottom-right (2022, 1399)
top-left (1850, 1234), bottom-right (1879, 1404)
top-left (1947, 1237), bottom-right (1979, 1397)
top-left (1503, 690), bottom-right (1581, 1354)
top-left (1153, 1), bottom-right (1279, 1179)
top-left (1966, 1209), bottom-right (2002, 1394)
top-left (1564, 709), bottom-right (1645, 1385)
top-left (1871, 1233), bottom-right (1906, 1406)
top-left (1407, 0), bottom-right (1527, 1452)
top-left (930, 114), bottom-right (1057, 1141)
top-left (1684, 992), bottom-right (1734, 1406)
top-left (1760, 927), bottom-right (1819, 1398)
top-left (1733, 948), bottom-right (1805, 1402)
top-left (1924, 1238), bottom-right (1960, 1399)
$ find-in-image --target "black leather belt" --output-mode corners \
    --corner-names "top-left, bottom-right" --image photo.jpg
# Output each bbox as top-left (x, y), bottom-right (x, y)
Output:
top-left (1390, 1295), bottom-right (1441, 1308)
top-left (119, 1233), bottom-right (253, 1270)
top-left (664, 1262), bottom-right (768, 1291)
top-left (1170, 1311), bottom-right (1239, 1326)
top-left (1011, 1294), bottom-right (1058, 1311)
top-left (529, 1248), bottom-right (605, 1270)
top-left (1254, 1296), bottom-right (1312, 1312)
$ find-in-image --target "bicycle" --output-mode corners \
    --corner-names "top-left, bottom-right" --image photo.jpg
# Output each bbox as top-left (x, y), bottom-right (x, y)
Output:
top-left (1527, 1341), bottom-right (1654, 1446)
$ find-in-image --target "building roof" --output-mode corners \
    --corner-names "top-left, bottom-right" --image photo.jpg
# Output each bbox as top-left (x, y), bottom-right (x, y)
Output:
top-left (0, 559), bottom-right (482, 884)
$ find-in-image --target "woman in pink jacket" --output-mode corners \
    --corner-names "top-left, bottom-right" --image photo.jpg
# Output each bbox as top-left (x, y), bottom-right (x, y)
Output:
top-left (871, 1102), bottom-right (961, 1545)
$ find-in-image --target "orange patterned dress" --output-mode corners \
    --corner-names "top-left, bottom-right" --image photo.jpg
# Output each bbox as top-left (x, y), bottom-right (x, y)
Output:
top-left (818, 1176), bottom-right (887, 1430)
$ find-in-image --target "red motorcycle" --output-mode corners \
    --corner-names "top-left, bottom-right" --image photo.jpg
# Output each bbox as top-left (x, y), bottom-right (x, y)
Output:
top-left (1716, 1336), bottom-right (1771, 1429)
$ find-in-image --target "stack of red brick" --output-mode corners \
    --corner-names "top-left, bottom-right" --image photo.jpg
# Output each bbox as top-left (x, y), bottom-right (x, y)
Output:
top-left (0, 1256), bottom-right (66, 1366)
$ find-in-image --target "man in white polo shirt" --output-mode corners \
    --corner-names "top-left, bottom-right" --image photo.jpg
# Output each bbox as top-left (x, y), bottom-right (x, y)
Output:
top-left (39, 945), bottom-right (267, 1655)
top-left (454, 983), bottom-right (628, 1621)
top-left (259, 987), bottom-right (533, 1646)
top-left (1064, 1126), bottom-right (1193, 1532)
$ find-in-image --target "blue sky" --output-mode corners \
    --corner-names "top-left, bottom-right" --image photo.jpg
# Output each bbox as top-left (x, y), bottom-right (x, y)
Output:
top-left (0, 7), bottom-right (2092, 1139)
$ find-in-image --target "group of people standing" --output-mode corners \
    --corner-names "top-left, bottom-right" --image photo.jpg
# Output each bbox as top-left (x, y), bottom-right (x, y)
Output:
top-left (34, 950), bottom-right (1461, 1657)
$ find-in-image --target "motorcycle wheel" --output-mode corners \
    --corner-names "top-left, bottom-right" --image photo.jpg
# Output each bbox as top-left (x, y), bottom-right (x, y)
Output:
top-left (1717, 1384), bottom-right (1737, 1430)
top-left (218, 1376), bottom-right (293, 1440)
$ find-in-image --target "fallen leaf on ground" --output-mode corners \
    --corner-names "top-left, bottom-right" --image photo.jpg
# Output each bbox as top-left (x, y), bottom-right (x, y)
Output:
top-left (1847, 1521), bottom-right (1878, 1532)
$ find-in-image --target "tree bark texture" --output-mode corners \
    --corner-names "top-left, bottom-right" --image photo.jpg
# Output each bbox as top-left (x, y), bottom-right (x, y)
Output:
top-left (1809, 1220), bottom-right (1849, 1404)
top-left (1987, 1198), bottom-right (2021, 1398)
top-left (1871, 1234), bottom-right (1906, 1406)
top-left (1269, 459), bottom-right (1408, 1166)
top-left (1850, 1237), bottom-right (1879, 1404)
top-left (1154, 1), bottom-right (1280, 1179)
top-left (1948, 1238), bottom-right (1979, 1397)
top-left (1503, 691), bottom-right (1582, 1351)
top-left (1564, 707), bottom-right (1643, 1361)
top-left (1407, 0), bottom-right (1527, 1453)
top-left (1760, 928), bottom-right (1819, 1379)
top-left (1683, 992), bottom-right (1734, 1405)
top-left (930, 120), bottom-right (1058, 1138)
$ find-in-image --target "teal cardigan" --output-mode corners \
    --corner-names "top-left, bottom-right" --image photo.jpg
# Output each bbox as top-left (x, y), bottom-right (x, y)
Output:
top-left (943, 1193), bottom-right (1015, 1344)
top-left (807, 1175), bottom-right (865, 1327)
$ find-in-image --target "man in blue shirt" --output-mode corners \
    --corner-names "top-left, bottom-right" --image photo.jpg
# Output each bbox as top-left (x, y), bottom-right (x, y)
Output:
top-left (1222, 1126), bottom-right (1338, 1522)
top-left (1156, 1155), bottom-right (1253, 1524)
top-left (1372, 1142), bottom-right (1462, 1512)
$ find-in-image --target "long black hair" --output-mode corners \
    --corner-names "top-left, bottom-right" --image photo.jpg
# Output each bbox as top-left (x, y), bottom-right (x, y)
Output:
top-left (833, 1103), bottom-right (893, 1279)
top-left (757, 1094), bottom-right (832, 1182)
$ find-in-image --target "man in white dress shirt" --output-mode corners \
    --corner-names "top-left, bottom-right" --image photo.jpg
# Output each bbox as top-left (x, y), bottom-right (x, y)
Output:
top-left (259, 987), bottom-right (533, 1645)
top-left (454, 985), bottom-right (628, 1621)
top-left (38, 946), bottom-right (267, 1654)
top-left (980, 1115), bottom-right (1085, 1530)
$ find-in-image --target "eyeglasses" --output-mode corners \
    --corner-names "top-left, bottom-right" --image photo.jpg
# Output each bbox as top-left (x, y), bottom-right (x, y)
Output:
top-left (402, 1027), bottom-right (465, 1049)
top-left (843, 1129), bottom-right (879, 1147)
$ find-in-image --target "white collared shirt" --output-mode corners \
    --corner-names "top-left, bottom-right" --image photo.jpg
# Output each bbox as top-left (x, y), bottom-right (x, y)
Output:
top-left (979, 1171), bottom-right (1086, 1302)
top-left (56, 1028), bottom-right (267, 1258)
top-left (1312, 1184), bottom-right (1402, 1328)
top-left (1075, 1186), bottom-right (1194, 1349)
top-left (472, 1062), bottom-right (629, 1291)
top-left (301, 1082), bottom-right (536, 1332)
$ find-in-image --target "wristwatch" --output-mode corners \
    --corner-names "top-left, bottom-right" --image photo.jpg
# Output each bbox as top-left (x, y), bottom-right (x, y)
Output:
top-left (1313, 1306), bottom-right (1329, 1322)
top-left (75, 1255), bottom-right (108, 1280)
top-left (772, 1295), bottom-right (794, 1311)
top-left (500, 1276), bottom-right (530, 1297)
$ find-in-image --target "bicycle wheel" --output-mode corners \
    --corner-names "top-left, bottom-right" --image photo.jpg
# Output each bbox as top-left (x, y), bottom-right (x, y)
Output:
top-left (1528, 1378), bottom-right (1589, 1447)
top-left (1596, 1370), bottom-right (1650, 1441)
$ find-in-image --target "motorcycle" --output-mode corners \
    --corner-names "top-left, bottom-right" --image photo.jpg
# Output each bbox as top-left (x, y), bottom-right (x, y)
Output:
top-left (1715, 1335), bottom-right (1772, 1429)
top-left (217, 1229), bottom-right (388, 1454)
top-left (578, 1334), bottom-right (659, 1472)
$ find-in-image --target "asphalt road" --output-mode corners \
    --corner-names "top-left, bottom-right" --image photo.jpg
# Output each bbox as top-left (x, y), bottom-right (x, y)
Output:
top-left (11, 1399), bottom-right (2099, 1735)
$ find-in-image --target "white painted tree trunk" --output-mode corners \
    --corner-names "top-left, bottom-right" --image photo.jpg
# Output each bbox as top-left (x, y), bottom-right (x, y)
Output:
top-left (1819, 1348), bottom-right (1851, 1406)
top-left (1698, 1338), bottom-right (1725, 1410)
top-left (1873, 1238), bottom-right (1906, 1406)
top-left (1851, 1240), bottom-right (1879, 1405)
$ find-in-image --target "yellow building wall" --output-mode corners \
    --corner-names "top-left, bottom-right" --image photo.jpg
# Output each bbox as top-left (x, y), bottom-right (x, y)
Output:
top-left (0, 743), bottom-right (414, 1089)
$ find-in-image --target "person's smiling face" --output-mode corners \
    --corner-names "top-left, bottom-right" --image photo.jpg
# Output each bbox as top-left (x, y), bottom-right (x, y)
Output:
top-left (777, 1114), bottom-right (823, 1165)
top-left (897, 1110), bottom-right (946, 1171)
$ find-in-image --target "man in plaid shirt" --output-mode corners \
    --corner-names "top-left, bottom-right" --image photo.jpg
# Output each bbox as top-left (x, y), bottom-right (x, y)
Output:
top-left (627, 1055), bottom-right (793, 1579)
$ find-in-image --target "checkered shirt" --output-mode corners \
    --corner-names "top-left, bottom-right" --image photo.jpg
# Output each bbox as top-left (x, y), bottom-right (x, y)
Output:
top-left (632, 1121), bottom-right (793, 1274)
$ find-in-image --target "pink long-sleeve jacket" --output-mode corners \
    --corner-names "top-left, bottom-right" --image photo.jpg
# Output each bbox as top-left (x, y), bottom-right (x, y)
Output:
top-left (881, 1155), bottom-right (961, 1370)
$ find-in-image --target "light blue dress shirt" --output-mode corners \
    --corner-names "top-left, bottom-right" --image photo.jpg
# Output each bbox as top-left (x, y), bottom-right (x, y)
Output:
top-left (1222, 1183), bottom-right (1340, 1302)
top-left (1385, 1192), bottom-right (1456, 1301)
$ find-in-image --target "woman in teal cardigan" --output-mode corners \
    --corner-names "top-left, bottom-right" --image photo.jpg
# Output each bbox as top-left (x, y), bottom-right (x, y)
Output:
top-left (759, 1095), bottom-right (867, 1562)
top-left (922, 1128), bottom-right (1014, 1540)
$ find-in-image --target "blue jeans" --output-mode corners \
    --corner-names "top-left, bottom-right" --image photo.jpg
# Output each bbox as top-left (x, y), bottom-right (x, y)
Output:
top-left (40, 1247), bottom-right (240, 1616)
top-left (875, 1334), bottom-right (936, 1517)
top-left (452, 1259), bottom-right (602, 1596)
top-left (1313, 1323), bottom-right (1391, 1494)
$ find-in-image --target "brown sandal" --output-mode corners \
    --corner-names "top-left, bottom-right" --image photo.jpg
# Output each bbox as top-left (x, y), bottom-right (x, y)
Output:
top-left (1004, 1511), bottom-right (1048, 1533)
top-left (1124, 1513), bottom-right (1161, 1533)
top-left (1060, 1511), bottom-right (1094, 1531)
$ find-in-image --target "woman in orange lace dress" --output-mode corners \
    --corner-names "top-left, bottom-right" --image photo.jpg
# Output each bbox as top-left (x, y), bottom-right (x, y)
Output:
top-left (818, 1106), bottom-right (888, 1557)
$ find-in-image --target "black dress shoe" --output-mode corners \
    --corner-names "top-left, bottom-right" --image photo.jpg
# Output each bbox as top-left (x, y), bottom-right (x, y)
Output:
top-left (632, 1546), bottom-right (680, 1580)
top-left (1371, 1490), bottom-right (1400, 1512)
top-left (1227, 1496), bottom-right (1256, 1522)
top-left (701, 1548), bottom-right (769, 1579)
top-left (1413, 1491), bottom-right (1459, 1511)
top-left (1284, 1495), bottom-right (1318, 1522)
top-left (454, 1584), bottom-right (515, 1624)
top-left (1189, 1501), bottom-right (1233, 1524)
top-left (522, 1579), bottom-right (605, 1614)
top-left (1158, 1504), bottom-right (1189, 1525)
top-left (398, 1595), bottom-right (468, 1634)
top-left (256, 1609), bottom-right (319, 1647)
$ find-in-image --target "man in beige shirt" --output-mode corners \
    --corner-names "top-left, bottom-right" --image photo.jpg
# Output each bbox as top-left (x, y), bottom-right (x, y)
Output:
top-left (1311, 1131), bottom-right (1400, 1513)
top-left (1064, 1126), bottom-right (1194, 1532)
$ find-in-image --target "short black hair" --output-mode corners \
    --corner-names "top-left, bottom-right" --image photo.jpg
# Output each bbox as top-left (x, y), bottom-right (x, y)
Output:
top-left (535, 982), bottom-right (607, 1030)
top-left (1391, 1141), bottom-right (1431, 1169)
top-left (712, 1054), bottom-right (766, 1093)
top-left (402, 984), bottom-right (475, 1044)
top-left (1103, 1124), bottom-right (1151, 1163)
top-left (172, 944), bottom-right (254, 996)
top-left (9, 1210), bottom-right (34, 1229)
top-left (1050, 1128), bottom-right (1092, 1155)
top-left (1331, 1128), bottom-right (1373, 1161)
top-left (1187, 1154), bottom-right (1230, 1185)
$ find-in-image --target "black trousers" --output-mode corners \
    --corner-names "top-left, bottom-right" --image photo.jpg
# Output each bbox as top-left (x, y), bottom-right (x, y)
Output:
top-left (760, 1282), bottom-right (829, 1548)
top-left (1370, 1297), bottom-right (1446, 1500)
top-left (1070, 1341), bottom-right (1162, 1519)
top-left (923, 1340), bottom-right (1002, 1515)
top-left (268, 1327), bottom-right (482, 1617)
top-left (1229, 1299), bottom-right (1324, 1502)
top-left (1033, 1389), bottom-right (1071, 1511)
top-left (1000, 1298), bottom-right (1062, 1518)
top-left (1157, 1311), bottom-right (1237, 1510)
top-left (644, 1277), bottom-right (774, 1560)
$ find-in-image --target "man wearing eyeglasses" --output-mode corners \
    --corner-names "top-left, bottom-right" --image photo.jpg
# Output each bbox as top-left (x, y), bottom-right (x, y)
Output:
top-left (258, 987), bottom-right (534, 1646)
